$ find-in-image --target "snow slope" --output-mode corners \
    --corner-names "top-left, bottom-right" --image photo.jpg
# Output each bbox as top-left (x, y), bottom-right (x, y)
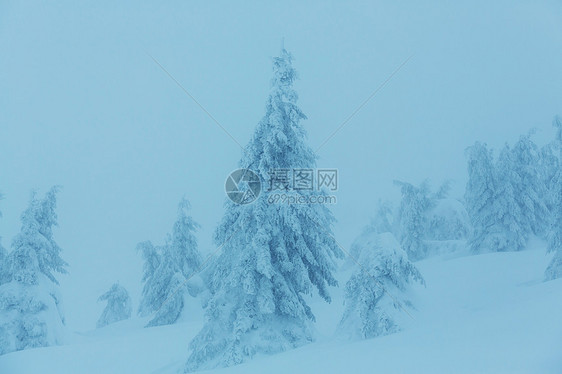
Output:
top-left (1, 243), bottom-right (560, 374)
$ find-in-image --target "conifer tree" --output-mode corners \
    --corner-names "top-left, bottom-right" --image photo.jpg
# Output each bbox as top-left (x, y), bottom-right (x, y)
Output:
top-left (338, 232), bottom-right (424, 339)
top-left (96, 283), bottom-right (132, 328)
top-left (138, 198), bottom-right (201, 326)
top-left (0, 187), bottom-right (67, 355)
top-left (185, 48), bottom-right (342, 371)
top-left (166, 198), bottom-right (202, 284)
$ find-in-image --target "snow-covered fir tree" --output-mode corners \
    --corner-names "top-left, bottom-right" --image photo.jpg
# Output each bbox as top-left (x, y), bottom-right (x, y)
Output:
top-left (511, 134), bottom-right (549, 236)
top-left (185, 48), bottom-right (343, 372)
top-left (166, 198), bottom-right (202, 288)
top-left (338, 232), bottom-right (424, 339)
top-left (545, 116), bottom-right (562, 280)
top-left (96, 283), bottom-right (132, 328)
top-left (0, 187), bottom-right (68, 355)
top-left (394, 180), bottom-right (433, 261)
top-left (138, 198), bottom-right (202, 327)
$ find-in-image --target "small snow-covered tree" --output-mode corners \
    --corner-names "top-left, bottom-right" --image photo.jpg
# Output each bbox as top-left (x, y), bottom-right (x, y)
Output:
top-left (185, 48), bottom-right (342, 372)
top-left (545, 116), bottom-right (562, 280)
top-left (0, 187), bottom-right (68, 355)
top-left (96, 283), bottom-right (132, 328)
top-left (394, 181), bottom-right (433, 261)
top-left (138, 198), bottom-right (202, 327)
top-left (10, 187), bottom-right (68, 284)
top-left (338, 232), bottom-right (424, 339)
top-left (166, 198), bottom-right (202, 285)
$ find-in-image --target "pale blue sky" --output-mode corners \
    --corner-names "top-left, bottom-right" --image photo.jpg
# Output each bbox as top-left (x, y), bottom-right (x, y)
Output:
top-left (1, 0), bottom-right (561, 329)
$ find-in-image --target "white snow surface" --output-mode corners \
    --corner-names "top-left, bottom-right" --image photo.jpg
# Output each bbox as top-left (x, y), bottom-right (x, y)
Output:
top-left (0, 242), bottom-right (560, 374)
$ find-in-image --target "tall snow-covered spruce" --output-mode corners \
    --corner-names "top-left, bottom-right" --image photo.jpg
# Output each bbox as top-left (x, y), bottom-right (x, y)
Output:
top-left (185, 48), bottom-right (342, 372)
top-left (338, 232), bottom-right (424, 339)
top-left (0, 187), bottom-right (68, 355)
top-left (138, 198), bottom-right (202, 327)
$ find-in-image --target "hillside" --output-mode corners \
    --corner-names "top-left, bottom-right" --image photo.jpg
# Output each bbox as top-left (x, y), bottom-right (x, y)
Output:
top-left (1, 243), bottom-right (560, 374)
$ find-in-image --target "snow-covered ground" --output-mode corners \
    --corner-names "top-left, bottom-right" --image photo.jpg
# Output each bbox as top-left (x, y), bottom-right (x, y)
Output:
top-left (1, 243), bottom-right (560, 374)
